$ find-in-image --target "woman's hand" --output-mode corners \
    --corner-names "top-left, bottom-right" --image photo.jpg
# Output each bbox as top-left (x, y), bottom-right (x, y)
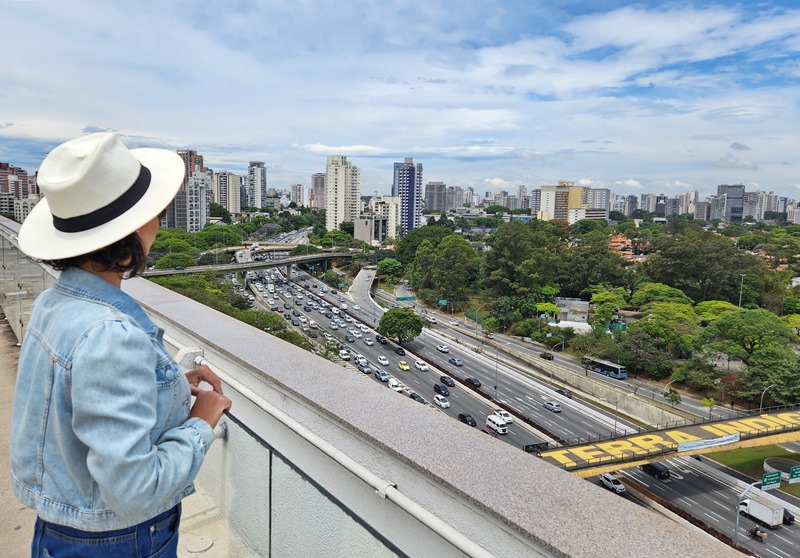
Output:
top-left (186, 364), bottom-right (231, 428)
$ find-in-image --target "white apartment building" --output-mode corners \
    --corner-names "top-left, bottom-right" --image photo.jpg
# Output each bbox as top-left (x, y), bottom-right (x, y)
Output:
top-left (248, 161), bottom-right (268, 209)
top-left (214, 171), bottom-right (241, 215)
top-left (325, 156), bottom-right (361, 231)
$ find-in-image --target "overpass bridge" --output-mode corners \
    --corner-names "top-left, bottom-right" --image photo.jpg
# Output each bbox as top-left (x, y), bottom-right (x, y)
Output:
top-left (141, 251), bottom-right (353, 278)
top-left (540, 405), bottom-right (800, 477)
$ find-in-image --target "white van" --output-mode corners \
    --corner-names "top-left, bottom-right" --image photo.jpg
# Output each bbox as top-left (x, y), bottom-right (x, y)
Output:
top-left (486, 414), bottom-right (508, 435)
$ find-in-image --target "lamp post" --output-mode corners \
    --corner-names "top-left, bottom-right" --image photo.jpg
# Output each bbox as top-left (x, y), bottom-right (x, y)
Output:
top-left (549, 340), bottom-right (565, 353)
top-left (759, 384), bottom-right (775, 413)
top-left (738, 274), bottom-right (746, 307)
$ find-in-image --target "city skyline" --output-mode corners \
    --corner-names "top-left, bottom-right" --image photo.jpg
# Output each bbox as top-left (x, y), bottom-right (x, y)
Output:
top-left (2, 1), bottom-right (800, 199)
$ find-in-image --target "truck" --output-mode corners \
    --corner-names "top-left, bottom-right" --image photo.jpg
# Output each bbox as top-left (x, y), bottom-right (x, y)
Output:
top-left (739, 494), bottom-right (784, 529)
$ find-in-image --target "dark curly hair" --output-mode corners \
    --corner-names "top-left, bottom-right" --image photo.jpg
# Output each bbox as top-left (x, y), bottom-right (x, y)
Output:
top-left (42, 231), bottom-right (147, 278)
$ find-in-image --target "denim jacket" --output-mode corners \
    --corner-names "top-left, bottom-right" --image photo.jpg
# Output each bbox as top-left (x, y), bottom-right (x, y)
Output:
top-left (11, 267), bottom-right (216, 531)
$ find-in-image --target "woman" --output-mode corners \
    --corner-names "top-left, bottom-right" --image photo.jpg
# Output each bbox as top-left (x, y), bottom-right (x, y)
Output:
top-left (10, 132), bottom-right (232, 557)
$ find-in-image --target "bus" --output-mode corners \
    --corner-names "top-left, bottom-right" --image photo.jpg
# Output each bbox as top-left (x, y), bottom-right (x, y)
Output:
top-left (581, 357), bottom-right (627, 379)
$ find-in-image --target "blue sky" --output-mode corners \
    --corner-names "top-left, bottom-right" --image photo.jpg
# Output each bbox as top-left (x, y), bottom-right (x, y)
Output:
top-left (3, 1), bottom-right (800, 199)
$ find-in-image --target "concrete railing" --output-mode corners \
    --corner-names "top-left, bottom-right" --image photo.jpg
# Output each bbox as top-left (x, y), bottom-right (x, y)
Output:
top-left (0, 216), bottom-right (741, 558)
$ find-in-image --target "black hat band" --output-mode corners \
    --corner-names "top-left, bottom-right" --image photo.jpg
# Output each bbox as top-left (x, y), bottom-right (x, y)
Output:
top-left (52, 164), bottom-right (151, 233)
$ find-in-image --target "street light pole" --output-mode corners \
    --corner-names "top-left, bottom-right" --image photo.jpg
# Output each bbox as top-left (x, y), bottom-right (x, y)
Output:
top-left (759, 384), bottom-right (775, 413)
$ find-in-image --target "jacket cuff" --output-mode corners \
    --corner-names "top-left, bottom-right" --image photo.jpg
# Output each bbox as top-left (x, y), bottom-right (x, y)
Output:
top-left (184, 417), bottom-right (217, 453)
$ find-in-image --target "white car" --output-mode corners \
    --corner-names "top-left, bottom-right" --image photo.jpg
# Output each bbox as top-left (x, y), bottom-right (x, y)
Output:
top-left (363, 337), bottom-right (374, 346)
top-left (433, 394), bottom-right (450, 408)
top-left (599, 473), bottom-right (626, 494)
top-left (436, 345), bottom-right (449, 353)
top-left (359, 325), bottom-right (370, 333)
top-left (494, 409), bottom-right (513, 423)
top-left (414, 360), bottom-right (429, 371)
top-left (377, 355), bottom-right (390, 366)
top-left (388, 378), bottom-right (404, 392)
top-left (353, 304), bottom-right (361, 310)
top-left (352, 331), bottom-right (362, 338)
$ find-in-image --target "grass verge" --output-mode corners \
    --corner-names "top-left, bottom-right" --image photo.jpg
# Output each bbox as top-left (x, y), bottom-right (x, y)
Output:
top-left (708, 445), bottom-right (800, 498)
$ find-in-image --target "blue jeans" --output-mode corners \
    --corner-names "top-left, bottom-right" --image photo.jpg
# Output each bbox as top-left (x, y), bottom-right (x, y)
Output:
top-left (32, 504), bottom-right (181, 558)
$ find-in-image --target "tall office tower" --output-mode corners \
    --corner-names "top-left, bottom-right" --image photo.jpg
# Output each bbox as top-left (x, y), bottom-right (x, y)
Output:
top-left (717, 184), bottom-right (745, 222)
top-left (501, 195), bottom-right (520, 210)
top-left (585, 188), bottom-right (611, 218)
top-left (446, 186), bottom-right (464, 211)
top-left (214, 171), bottom-right (241, 216)
top-left (640, 193), bottom-right (657, 213)
top-left (530, 189), bottom-right (541, 213)
top-left (291, 183), bottom-right (305, 206)
top-left (539, 181), bottom-right (574, 221)
top-left (464, 186), bottom-right (477, 207)
top-left (743, 191), bottom-right (765, 221)
top-left (654, 194), bottom-right (668, 215)
top-left (310, 172), bottom-right (326, 210)
top-left (425, 181), bottom-right (446, 211)
top-left (392, 157), bottom-right (423, 236)
top-left (247, 162), bottom-right (268, 210)
top-left (664, 198), bottom-right (681, 216)
top-left (371, 196), bottom-right (402, 240)
top-left (171, 150), bottom-right (207, 231)
top-left (625, 195), bottom-right (639, 216)
top-left (517, 184), bottom-right (527, 199)
top-left (677, 191), bottom-right (694, 215)
top-left (694, 201), bottom-right (711, 221)
top-left (325, 155), bottom-right (361, 231)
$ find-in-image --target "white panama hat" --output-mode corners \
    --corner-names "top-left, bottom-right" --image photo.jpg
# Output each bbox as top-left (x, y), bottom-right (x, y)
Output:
top-left (18, 132), bottom-right (185, 261)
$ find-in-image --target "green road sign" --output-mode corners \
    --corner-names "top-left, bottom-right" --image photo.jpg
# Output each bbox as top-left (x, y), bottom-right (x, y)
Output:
top-left (396, 296), bottom-right (417, 301)
top-left (790, 465), bottom-right (800, 485)
top-left (762, 471), bottom-right (782, 491)
top-left (438, 299), bottom-right (447, 306)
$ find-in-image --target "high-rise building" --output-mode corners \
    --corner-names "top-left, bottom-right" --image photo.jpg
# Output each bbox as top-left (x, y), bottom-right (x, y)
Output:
top-left (172, 150), bottom-right (207, 231)
top-left (291, 183), bottom-right (305, 207)
top-left (214, 171), bottom-right (241, 215)
top-left (310, 173), bottom-right (326, 210)
top-left (370, 196), bottom-right (402, 240)
top-left (247, 162), bottom-right (268, 209)
top-left (446, 186), bottom-right (464, 211)
top-left (539, 181), bottom-right (574, 221)
top-left (325, 156), bottom-right (361, 231)
top-left (186, 169), bottom-right (211, 232)
top-left (743, 191), bottom-right (765, 221)
top-left (717, 184), bottom-right (745, 222)
top-left (425, 181), bottom-right (446, 211)
top-left (392, 157), bottom-right (423, 236)
top-left (585, 188), bottom-right (611, 218)
top-left (0, 163), bottom-right (30, 199)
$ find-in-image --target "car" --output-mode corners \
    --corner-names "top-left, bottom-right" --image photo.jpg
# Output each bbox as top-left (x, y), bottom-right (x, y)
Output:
top-left (464, 377), bottom-right (481, 388)
top-left (375, 334), bottom-right (387, 344)
top-left (354, 355), bottom-right (368, 367)
top-left (494, 409), bottom-right (513, 423)
top-left (555, 388), bottom-right (572, 399)
top-left (358, 363), bottom-right (372, 375)
top-left (291, 318), bottom-right (300, 326)
top-left (433, 383), bottom-right (449, 396)
top-left (409, 392), bottom-right (426, 404)
top-left (398, 360), bottom-right (410, 371)
top-left (292, 309), bottom-right (301, 317)
top-left (374, 369), bottom-right (390, 382)
top-left (284, 303), bottom-right (291, 310)
top-left (543, 401), bottom-right (562, 413)
top-left (388, 378), bottom-right (403, 392)
top-left (377, 355), bottom-right (390, 366)
top-left (480, 427), bottom-right (499, 438)
top-left (338, 350), bottom-right (351, 361)
top-left (174, 265), bottom-right (186, 270)
top-left (439, 376), bottom-right (455, 387)
top-left (436, 345), bottom-right (449, 353)
top-left (482, 332), bottom-right (494, 339)
top-left (353, 304), bottom-right (361, 310)
top-left (433, 394), bottom-right (450, 408)
top-left (363, 337), bottom-right (374, 346)
top-left (283, 313), bottom-right (291, 320)
top-left (448, 357), bottom-right (463, 367)
top-left (394, 346), bottom-right (406, 356)
top-left (641, 462), bottom-right (671, 479)
top-left (276, 307), bottom-right (284, 313)
top-left (539, 351), bottom-right (554, 360)
top-left (458, 413), bottom-right (477, 427)
top-left (352, 331), bottom-right (362, 338)
top-left (599, 473), bottom-right (626, 494)
top-left (414, 360), bottom-right (428, 371)
top-left (329, 322), bottom-right (339, 330)
top-left (449, 320), bottom-right (458, 326)
top-left (345, 334), bottom-right (356, 342)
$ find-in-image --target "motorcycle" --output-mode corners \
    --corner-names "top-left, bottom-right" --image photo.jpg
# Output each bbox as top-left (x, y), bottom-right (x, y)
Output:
top-left (747, 527), bottom-right (766, 543)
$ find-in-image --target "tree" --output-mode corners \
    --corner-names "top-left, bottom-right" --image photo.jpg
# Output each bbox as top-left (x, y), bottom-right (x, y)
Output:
top-left (698, 308), bottom-right (794, 359)
top-left (663, 388), bottom-right (682, 407)
top-left (631, 282), bottom-right (693, 307)
top-left (339, 221), bottom-right (354, 236)
top-left (694, 300), bottom-right (739, 324)
top-left (154, 252), bottom-right (197, 268)
top-left (394, 226), bottom-right (452, 265)
top-left (377, 258), bottom-right (404, 279)
top-left (378, 309), bottom-right (423, 344)
top-left (484, 205), bottom-right (510, 214)
top-left (430, 235), bottom-right (480, 308)
top-left (209, 202), bottom-right (232, 223)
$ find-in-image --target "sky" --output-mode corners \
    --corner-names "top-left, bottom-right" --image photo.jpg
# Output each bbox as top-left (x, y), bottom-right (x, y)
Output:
top-left (2, 1), bottom-right (800, 200)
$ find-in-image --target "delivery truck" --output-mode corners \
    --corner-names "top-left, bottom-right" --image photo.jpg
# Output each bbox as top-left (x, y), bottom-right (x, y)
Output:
top-left (739, 495), bottom-right (784, 529)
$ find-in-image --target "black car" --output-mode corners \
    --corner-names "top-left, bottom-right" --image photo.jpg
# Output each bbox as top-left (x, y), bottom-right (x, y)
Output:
top-left (448, 357), bottom-right (463, 367)
top-left (292, 309), bottom-right (301, 317)
top-left (394, 346), bottom-right (406, 356)
top-left (433, 383), bottom-right (450, 396)
top-left (291, 318), bottom-right (300, 326)
top-left (464, 377), bottom-right (481, 388)
top-left (283, 313), bottom-right (291, 320)
top-left (539, 352), bottom-right (554, 360)
top-left (439, 376), bottom-right (455, 387)
top-left (284, 303), bottom-right (291, 310)
top-left (555, 388), bottom-right (572, 399)
top-left (375, 334), bottom-right (387, 344)
top-left (409, 392), bottom-right (426, 404)
top-left (345, 334), bottom-right (356, 342)
top-left (784, 509), bottom-right (795, 525)
top-left (458, 413), bottom-right (477, 427)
